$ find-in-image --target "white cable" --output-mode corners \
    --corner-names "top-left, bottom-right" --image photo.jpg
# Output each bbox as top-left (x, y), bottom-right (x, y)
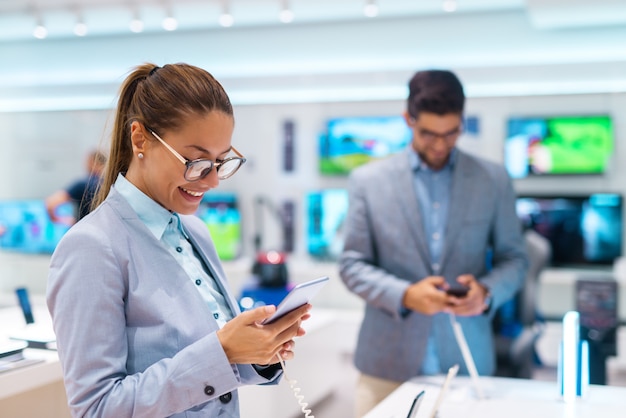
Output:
top-left (428, 364), bottom-right (459, 418)
top-left (276, 353), bottom-right (314, 418)
top-left (449, 313), bottom-right (485, 400)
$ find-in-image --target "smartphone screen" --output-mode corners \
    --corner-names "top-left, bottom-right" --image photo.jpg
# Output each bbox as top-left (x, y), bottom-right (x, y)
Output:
top-left (446, 285), bottom-right (469, 298)
top-left (261, 276), bottom-right (329, 324)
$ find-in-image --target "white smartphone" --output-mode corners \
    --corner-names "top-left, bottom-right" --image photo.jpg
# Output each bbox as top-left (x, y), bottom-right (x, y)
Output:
top-left (261, 276), bottom-right (329, 324)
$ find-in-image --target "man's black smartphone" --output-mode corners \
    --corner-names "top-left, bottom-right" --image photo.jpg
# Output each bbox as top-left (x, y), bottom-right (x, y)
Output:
top-left (446, 285), bottom-right (469, 298)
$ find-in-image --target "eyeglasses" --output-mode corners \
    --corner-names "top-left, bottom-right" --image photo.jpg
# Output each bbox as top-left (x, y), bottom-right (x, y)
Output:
top-left (417, 126), bottom-right (462, 143)
top-left (147, 128), bottom-right (246, 181)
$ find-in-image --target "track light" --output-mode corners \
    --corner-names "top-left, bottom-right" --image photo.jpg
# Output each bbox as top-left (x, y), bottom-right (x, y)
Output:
top-left (442, 0), bottom-right (457, 12)
top-left (129, 7), bottom-right (144, 33)
top-left (363, 0), bottom-right (379, 18)
top-left (73, 9), bottom-right (88, 37)
top-left (32, 10), bottom-right (47, 39)
top-left (279, 0), bottom-right (294, 23)
top-left (219, 0), bottom-right (234, 27)
top-left (162, 4), bottom-right (178, 31)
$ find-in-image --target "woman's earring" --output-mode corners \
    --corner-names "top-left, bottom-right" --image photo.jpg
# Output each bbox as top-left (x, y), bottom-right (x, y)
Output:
top-left (138, 153), bottom-right (144, 159)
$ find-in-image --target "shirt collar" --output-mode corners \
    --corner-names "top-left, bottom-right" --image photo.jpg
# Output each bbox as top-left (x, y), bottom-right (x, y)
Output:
top-left (114, 174), bottom-right (187, 240)
top-left (409, 147), bottom-right (457, 173)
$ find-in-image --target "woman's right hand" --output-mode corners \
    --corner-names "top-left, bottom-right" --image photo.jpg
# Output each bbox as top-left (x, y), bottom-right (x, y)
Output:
top-left (216, 304), bottom-right (311, 365)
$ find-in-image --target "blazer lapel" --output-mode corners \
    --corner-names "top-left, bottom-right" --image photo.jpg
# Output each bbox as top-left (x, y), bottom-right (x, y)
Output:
top-left (440, 151), bottom-right (475, 267)
top-left (395, 149), bottom-right (432, 270)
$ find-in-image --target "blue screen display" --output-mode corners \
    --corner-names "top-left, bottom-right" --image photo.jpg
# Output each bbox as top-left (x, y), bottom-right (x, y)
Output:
top-left (319, 115), bottom-right (412, 175)
top-left (0, 200), bottom-right (73, 254)
top-left (195, 192), bottom-right (242, 261)
top-left (516, 193), bottom-right (622, 266)
top-left (306, 189), bottom-right (349, 260)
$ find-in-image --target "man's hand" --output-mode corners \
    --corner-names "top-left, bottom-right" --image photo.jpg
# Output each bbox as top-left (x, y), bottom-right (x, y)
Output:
top-left (402, 276), bottom-right (450, 315)
top-left (445, 274), bottom-right (489, 316)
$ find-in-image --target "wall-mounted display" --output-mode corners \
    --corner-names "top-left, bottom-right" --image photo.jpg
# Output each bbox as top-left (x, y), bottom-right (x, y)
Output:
top-left (504, 115), bottom-right (613, 179)
top-left (0, 200), bottom-right (72, 254)
top-left (195, 192), bottom-right (241, 261)
top-left (306, 189), bottom-right (349, 259)
top-left (516, 193), bottom-right (622, 267)
top-left (319, 115), bottom-right (412, 175)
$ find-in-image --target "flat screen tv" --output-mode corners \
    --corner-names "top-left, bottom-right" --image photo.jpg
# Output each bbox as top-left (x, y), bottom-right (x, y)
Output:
top-left (516, 193), bottom-right (622, 267)
top-left (195, 192), bottom-right (241, 261)
top-left (319, 115), bottom-right (412, 175)
top-left (306, 189), bottom-right (349, 259)
top-left (0, 200), bottom-right (73, 254)
top-left (504, 115), bottom-right (613, 179)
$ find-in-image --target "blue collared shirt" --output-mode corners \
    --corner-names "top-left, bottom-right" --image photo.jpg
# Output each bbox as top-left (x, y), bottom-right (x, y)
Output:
top-left (114, 174), bottom-right (233, 328)
top-left (408, 148), bottom-right (457, 375)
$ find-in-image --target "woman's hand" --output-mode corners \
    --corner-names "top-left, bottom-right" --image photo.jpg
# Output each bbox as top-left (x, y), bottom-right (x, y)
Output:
top-left (216, 304), bottom-right (311, 365)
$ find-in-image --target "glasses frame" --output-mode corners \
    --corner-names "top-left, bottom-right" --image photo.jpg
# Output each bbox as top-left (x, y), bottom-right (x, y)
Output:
top-left (409, 117), bottom-right (463, 144)
top-left (147, 128), bottom-right (246, 181)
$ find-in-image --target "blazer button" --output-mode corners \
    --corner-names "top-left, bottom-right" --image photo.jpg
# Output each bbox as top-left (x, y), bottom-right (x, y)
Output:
top-left (204, 385), bottom-right (215, 396)
top-left (219, 392), bottom-right (232, 404)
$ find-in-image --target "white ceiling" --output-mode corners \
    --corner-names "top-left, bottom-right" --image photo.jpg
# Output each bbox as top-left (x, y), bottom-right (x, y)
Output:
top-left (2, 0), bottom-right (626, 111)
top-left (0, 0), bottom-right (534, 40)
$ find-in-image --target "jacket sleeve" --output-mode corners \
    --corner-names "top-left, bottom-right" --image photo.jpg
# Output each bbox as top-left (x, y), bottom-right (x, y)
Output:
top-left (338, 169), bottom-right (411, 320)
top-left (47, 219), bottom-right (277, 418)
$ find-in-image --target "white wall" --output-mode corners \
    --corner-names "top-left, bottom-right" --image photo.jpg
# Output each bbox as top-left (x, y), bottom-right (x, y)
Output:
top-left (1, 91), bottom-right (626, 299)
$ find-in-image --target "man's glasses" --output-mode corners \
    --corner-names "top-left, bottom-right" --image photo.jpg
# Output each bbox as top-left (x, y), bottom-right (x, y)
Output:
top-left (147, 128), bottom-right (246, 182)
top-left (417, 126), bottom-right (462, 143)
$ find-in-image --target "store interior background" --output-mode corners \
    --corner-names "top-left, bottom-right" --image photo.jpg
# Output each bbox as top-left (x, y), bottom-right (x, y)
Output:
top-left (2, 0), bottom-right (626, 411)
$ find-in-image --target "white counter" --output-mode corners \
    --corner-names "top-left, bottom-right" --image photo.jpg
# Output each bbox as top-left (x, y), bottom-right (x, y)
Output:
top-left (0, 302), bottom-right (354, 418)
top-left (0, 302), bottom-right (70, 418)
top-left (364, 375), bottom-right (626, 418)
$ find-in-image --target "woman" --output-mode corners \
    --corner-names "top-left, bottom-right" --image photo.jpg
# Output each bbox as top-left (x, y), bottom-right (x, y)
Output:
top-left (47, 62), bottom-right (310, 417)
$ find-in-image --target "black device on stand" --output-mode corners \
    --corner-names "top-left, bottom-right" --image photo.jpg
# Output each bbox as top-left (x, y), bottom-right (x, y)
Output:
top-left (576, 278), bottom-right (618, 385)
top-left (15, 287), bottom-right (35, 324)
top-left (251, 196), bottom-right (295, 288)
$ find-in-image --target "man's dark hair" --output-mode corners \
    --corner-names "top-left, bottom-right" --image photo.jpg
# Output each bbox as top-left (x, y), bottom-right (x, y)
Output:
top-left (407, 70), bottom-right (465, 118)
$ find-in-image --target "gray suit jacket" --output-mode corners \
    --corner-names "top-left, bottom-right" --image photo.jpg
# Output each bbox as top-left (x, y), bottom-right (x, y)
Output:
top-left (339, 148), bottom-right (528, 382)
top-left (47, 187), bottom-right (278, 418)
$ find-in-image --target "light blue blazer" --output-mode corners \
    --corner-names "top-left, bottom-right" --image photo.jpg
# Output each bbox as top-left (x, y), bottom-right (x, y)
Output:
top-left (47, 186), bottom-right (279, 418)
top-left (339, 148), bottom-right (528, 382)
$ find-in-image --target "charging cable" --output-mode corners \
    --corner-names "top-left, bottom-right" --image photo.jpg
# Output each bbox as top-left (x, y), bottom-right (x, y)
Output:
top-left (276, 353), bottom-right (314, 418)
top-left (449, 313), bottom-right (485, 400)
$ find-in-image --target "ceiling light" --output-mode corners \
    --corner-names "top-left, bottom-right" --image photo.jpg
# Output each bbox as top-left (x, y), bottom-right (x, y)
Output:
top-left (363, 0), bottom-right (379, 18)
top-left (129, 8), bottom-right (144, 33)
top-left (219, 13), bottom-right (234, 27)
top-left (162, 4), bottom-right (178, 31)
top-left (32, 11), bottom-right (47, 39)
top-left (442, 0), bottom-right (457, 12)
top-left (219, 0), bottom-right (234, 27)
top-left (73, 9), bottom-right (88, 37)
top-left (279, 0), bottom-right (294, 23)
top-left (162, 16), bottom-right (178, 31)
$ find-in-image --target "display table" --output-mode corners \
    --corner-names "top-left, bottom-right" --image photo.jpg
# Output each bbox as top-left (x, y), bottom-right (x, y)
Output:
top-left (0, 302), bottom-right (70, 418)
top-left (0, 300), bottom-right (346, 418)
top-left (364, 375), bottom-right (626, 418)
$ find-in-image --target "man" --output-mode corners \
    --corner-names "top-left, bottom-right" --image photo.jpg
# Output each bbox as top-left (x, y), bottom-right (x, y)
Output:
top-left (339, 69), bottom-right (528, 417)
top-left (45, 149), bottom-right (106, 224)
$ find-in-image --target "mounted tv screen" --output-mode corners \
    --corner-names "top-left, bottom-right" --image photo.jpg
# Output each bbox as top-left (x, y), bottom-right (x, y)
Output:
top-left (0, 200), bottom-right (72, 254)
top-left (516, 193), bottom-right (622, 267)
top-left (195, 192), bottom-right (241, 261)
top-left (319, 115), bottom-right (412, 175)
top-left (306, 189), bottom-right (349, 259)
top-left (504, 115), bottom-right (613, 179)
